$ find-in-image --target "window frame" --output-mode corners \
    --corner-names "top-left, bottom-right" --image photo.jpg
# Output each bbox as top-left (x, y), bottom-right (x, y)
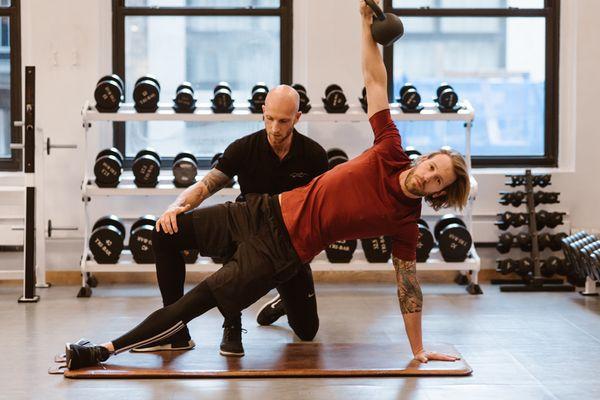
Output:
top-left (0, 0), bottom-right (22, 171)
top-left (111, 0), bottom-right (293, 169)
top-left (382, 0), bottom-right (560, 168)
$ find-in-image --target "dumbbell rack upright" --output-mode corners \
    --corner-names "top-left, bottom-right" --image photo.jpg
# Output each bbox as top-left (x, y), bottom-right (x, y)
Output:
top-left (78, 100), bottom-right (480, 297)
top-left (498, 170), bottom-right (573, 292)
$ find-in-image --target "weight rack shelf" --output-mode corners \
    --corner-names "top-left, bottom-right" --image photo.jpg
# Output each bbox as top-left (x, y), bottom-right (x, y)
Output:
top-left (79, 99), bottom-right (481, 296)
top-left (85, 248), bottom-right (480, 273)
top-left (82, 101), bottom-right (475, 124)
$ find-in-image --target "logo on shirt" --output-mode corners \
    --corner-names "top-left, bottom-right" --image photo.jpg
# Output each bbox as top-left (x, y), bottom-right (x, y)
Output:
top-left (290, 172), bottom-right (309, 179)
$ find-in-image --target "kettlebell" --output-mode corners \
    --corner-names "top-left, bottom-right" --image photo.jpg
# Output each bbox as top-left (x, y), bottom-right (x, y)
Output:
top-left (365, 0), bottom-right (404, 47)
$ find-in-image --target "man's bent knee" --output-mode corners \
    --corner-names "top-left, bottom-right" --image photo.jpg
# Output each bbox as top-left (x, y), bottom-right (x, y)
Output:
top-left (292, 318), bottom-right (319, 341)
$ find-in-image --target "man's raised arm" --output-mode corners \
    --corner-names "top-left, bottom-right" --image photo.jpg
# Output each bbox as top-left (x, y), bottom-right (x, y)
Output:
top-left (360, 0), bottom-right (389, 119)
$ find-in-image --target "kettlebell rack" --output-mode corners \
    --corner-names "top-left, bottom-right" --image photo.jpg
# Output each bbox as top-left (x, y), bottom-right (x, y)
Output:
top-left (78, 99), bottom-right (481, 297)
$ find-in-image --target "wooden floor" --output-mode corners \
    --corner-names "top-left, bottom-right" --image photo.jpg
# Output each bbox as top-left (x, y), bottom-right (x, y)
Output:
top-left (2, 281), bottom-right (599, 399)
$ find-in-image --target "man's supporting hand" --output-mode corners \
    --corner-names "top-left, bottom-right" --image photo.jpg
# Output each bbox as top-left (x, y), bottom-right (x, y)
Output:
top-left (414, 350), bottom-right (461, 363)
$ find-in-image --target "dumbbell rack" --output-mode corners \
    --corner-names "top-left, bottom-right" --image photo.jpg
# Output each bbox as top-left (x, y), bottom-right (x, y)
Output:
top-left (78, 99), bottom-right (481, 297)
top-left (496, 170), bottom-right (573, 292)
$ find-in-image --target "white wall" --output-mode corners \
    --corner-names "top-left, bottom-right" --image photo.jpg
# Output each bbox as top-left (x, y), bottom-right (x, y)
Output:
top-left (1, 0), bottom-right (599, 271)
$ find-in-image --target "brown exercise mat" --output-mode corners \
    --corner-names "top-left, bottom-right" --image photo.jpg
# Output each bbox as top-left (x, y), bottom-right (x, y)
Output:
top-left (55, 342), bottom-right (471, 379)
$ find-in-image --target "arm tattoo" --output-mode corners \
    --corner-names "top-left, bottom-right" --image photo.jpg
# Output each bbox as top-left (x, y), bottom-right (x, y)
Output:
top-left (393, 257), bottom-right (423, 314)
top-left (200, 168), bottom-right (231, 198)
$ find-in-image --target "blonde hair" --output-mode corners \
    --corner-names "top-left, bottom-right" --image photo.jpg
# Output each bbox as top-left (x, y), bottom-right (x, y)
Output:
top-left (415, 149), bottom-right (470, 211)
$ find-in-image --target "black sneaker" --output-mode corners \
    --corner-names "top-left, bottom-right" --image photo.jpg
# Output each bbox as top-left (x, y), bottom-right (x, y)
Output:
top-left (219, 322), bottom-right (246, 357)
top-left (256, 294), bottom-right (286, 326)
top-left (65, 342), bottom-right (110, 370)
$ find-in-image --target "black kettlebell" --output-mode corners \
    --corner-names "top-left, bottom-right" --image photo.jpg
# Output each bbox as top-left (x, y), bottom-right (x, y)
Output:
top-left (365, 0), bottom-right (404, 47)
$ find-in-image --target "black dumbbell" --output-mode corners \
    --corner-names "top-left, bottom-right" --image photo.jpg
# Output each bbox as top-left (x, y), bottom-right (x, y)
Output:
top-left (434, 214), bottom-right (472, 262)
top-left (249, 82), bottom-right (269, 114)
top-left (404, 146), bottom-right (421, 163)
top-left (495, 212), bottom-right (527, 230)
top-left (325, 239), bottom-right (357, 263)
top-left (550, 232), bottom-right (567, 251)
top-left (322, 84), bottom-right (349, 113)
top-left (173, 152), bottom-right (197, 188)
top-left (326, 148), bottom-right (348, 160)
top-left (435, 82), bottom-right (459, 112)
top-left (361, 236), bottom-right (392, 263)
top-left (133, 75), bottom-right (161, 112)
top-left (173, 82), bottom-right (196, 113)
top-left (542, 256), bottom-right (566, 277)
top-left (359, 87), bottom-right (368, 113)
top-left (416, 219), bottom-right (434, 262)
top-left (505, 175), bottom-right (526, 187)
top-left (545, 212), bottom-right (565, 229)
top-left (542, 192), bottom-right (560, 204)
top-left (496, 258), bottom-right (517, 275)
top-left (89, 215), bottom-right (125, 264)
top-left (535, 210), bottom-right (548, 229)
top-left (328, 154), bottom-right (349, 170)
top-left (211, 81), bottom-right (234, 113)
top-left (495, 211), bottom-right (515, 230)
top-left (516, 232), bottom-right (531, 251)
top-left (181, 249), bottom-right (199, 264)
top-left (533, 191), bottom-right (560, 205)
top-left (132, 149), bottom-right (161, 188)
top-left (94, 74), bottom-right (124, 112)
top-left (496, 232), bottom-right (515, 254)
top-left (397, 83), bottom-right (422, 112)
top-left (533, 174), bottom-right (551, 187)
top-left (538, 232), bottom-right (552, 250)
top-left (129, 215), bottom-right (157, 264)
top-left (94, 147), bottom-right (123, 188)
top-left (209, 152), bottom-right (235, 188)
top-left (292, 83), bottom-right (311, 113)
top-left (515, 257), bottom-right (533, 276)
top-left (498, 191), bottom-right (526, 207)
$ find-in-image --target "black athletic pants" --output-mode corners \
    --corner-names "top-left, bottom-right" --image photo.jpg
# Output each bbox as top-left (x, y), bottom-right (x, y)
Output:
top-left (111, 195), bottom-right (318, 353)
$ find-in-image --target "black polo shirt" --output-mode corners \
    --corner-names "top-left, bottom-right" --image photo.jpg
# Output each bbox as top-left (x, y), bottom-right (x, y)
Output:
top-left (215, 129), bottom-right (328, 197)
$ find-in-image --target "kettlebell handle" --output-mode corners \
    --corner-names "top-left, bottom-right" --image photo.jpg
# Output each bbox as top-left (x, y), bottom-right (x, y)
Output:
top-left (364, 0), bottom-right (386, 21)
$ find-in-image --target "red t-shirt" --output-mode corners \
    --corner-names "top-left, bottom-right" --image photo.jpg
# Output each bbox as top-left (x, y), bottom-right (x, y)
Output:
top-left (280, 109), bottom-right (422, 263)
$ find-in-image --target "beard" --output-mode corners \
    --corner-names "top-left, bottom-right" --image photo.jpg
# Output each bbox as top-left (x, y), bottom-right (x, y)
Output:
top-left (267, 127), bottom-right (293, 144)
top-left (405, 168), bottom-right (427, 196)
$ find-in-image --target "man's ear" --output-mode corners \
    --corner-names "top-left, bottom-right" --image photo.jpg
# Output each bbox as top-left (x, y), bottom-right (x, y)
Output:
top-left (431, 190), bottom-right (447, 199)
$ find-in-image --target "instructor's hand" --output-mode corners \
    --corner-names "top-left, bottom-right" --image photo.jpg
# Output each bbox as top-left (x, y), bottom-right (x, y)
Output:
top-left (414, 350), bottom-right (461, 363)
top-left (359, 0), bottom-right (376, 19)
top-left (156, 204), bottom-right (191, 234)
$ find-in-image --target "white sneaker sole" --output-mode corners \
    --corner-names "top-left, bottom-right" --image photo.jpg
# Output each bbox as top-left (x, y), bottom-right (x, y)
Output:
top-left (219, 349), bottom-right (245, 357)
top-left (131, 339), bottom-right (195, 353)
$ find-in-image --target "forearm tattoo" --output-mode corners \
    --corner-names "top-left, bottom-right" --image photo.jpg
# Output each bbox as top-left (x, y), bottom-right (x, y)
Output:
top-left (393, 257), bottom-right (423, 314)
top-left (200, 168), bottom-right (231, 198)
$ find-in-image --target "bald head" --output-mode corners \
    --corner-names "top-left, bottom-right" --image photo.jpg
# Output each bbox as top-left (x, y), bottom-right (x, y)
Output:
top-left (264, 85), bottom-right (300, 115)
top-left (262, 85), bottom-right (302, 150)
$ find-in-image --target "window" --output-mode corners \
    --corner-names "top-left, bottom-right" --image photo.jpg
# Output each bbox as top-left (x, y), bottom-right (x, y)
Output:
top-left (384, 0), bottom-right (559, 167)
top-left (112, 0), bottom-right (292, 168)
top-left (0, 0), bottom-right (21, 171)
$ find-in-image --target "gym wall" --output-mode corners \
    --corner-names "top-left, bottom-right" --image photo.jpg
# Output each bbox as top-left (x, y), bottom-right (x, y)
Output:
top-left (0, 0), bottom-right (598, 271)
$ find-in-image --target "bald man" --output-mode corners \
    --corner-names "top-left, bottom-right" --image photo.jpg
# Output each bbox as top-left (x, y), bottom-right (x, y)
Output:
top-left (133, 85), bottom-right (328, 357)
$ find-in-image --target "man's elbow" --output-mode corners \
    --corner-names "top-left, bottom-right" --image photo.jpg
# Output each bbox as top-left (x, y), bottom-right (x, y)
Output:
top-left (364, 75), bottom-right (386, 90)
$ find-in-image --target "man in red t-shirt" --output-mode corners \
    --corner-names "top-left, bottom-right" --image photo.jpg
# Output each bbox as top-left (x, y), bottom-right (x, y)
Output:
top-left (64, 0), bottom-right (470, 370)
